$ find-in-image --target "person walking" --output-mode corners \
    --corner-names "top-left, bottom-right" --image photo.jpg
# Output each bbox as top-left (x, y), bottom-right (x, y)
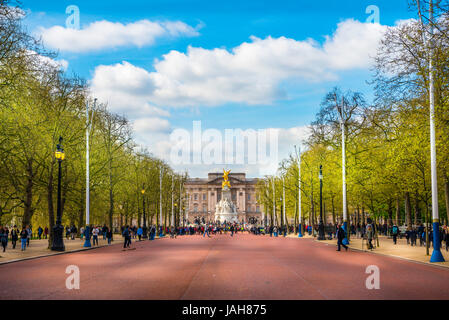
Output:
top-left (137, 227), bottom-right (143, 241)
top-left (20, 227), bottom-right (28, 251)
top-left (37, 226), bottom-right (43, 240)
top-left (102, 225), bottom-right (107, 240)
top-left (392, 224), bottom-right (399, 245)
top-left (230, 224), bottom-right (235, 237)
top-left (122, 225), bottom-right (131, 249)
top-left (0, 226), bottom-right (7, 252)
top-left (410, 228), bottom-right (417, 247)
top-left (106, 227), bottom-right (113, 245)
top-left (44, 226), bottom-right (48, 239)
top-left (336, 224), bottom-right (348, 252)
top-left (366, 224), bottom-right (374, 250)
top-left (92, 226), bottom-right (99, 246)
top-left (80, 226), bottom-right (84, 240)
top-left (10, 226), bottom-right (18, 249)
top-left (26, 225), bottom-right (32, 246)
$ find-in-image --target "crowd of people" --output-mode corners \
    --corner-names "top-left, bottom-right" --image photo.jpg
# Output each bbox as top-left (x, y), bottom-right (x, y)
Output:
top-left (0, 225), bottom-right (34, 252)
top-left (1, 219), bottom-right (448, 255)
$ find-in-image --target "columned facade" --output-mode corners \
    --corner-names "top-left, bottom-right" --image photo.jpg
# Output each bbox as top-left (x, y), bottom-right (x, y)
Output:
top-left (185, 173), bottom-right (262, 225)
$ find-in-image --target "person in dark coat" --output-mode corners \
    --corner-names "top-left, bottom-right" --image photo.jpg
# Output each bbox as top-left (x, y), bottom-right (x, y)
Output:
top-left (336, 224), bottom-right (348, 252)
top-left (10, 226), bottom-right (19, 249)
top-left (0, 226), bottom-right (7, 252)
top-left (122, 225), bottom-right (131, 248)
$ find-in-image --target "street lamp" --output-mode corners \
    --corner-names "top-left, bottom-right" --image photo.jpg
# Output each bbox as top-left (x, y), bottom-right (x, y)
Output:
top-left (318, 165), bottom-right (325, 240)
top-left (51, 137), bottom-right (65, 251)
top-left (84, 98), bottom-right (96, 248)
top-left (295, 145), bottom-right (303, 238)
top-left (416, 0), bottom-right (444, 263)
top-left (141, 186), bottom-right (148, 239)
top-left (336, 96), bottom-right (349, 245)
top-left (174, 203), bottom-right (178, 229)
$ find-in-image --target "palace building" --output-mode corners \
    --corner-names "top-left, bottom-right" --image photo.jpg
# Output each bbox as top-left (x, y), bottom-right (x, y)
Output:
top-left (185, 172), bottom-right (263, 225)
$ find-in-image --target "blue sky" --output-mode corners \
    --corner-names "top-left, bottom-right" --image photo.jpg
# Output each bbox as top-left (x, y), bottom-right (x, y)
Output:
top-left (22, 0), bottom-right (414, 177)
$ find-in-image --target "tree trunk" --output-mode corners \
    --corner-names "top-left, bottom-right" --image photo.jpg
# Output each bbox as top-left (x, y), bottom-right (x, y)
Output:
top-left (47, 161), bottom-right (55, 249)
top-left (23, 158), bottom-right (34, 228)
top-left (331, 196), bottom-right (336, 226)
top-left (362, 206), bottom-right (366, 225)
top-left (395, 197), bottom-right (400, 225)
top-left (387, 199), bottom-right (393, 227)
top-left (405, 192), bottom-right (412, 226)
top-left (414, 192), bottom-right (420, 225)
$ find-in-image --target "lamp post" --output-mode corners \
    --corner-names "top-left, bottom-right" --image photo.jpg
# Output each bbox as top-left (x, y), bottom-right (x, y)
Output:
top-left (336, 97), bottom-right (349, 245)
top-left (159, 166), bottom-right (164, 237)
top-left (318, 165), bottom-right (325, 240)
top-left (141, 186), bottom-right (148, 239)
top-left (282, 175), bottom-right (286, 236)
top-left (417, 0), bottom-right (444, 263)
top-left (51, 137), bottom-right (65, 251)
top-left (84, 98), bottom-right (96, 248)
top-left (272, 176), bottom-right (276, 227)
top-left (295, 145), bottom-right (303, 237)
top-left (171, 175), bottom-right (174, 228)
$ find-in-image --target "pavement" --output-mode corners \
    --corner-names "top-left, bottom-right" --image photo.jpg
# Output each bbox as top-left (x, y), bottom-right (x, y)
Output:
top-left (1, 233), bottom-right (449, 300)
top-left (320, 234), bottom-right (449, 268)
top-left (0, 235), bottom-right (124, 264)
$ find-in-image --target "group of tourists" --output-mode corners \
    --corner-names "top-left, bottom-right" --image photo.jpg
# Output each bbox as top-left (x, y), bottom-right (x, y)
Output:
top-left (0, 225), bottom-right (33, 252)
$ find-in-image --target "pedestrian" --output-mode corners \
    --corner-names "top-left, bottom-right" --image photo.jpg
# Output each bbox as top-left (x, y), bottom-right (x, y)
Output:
top-left (44, 226), bottom-right (48, 239)
top-left (26, 225), bottom-right (32, 246)
top-left (10, 226), bottom-right (18, 249)
top-left (106, 227), bottom-right (113, 245)
top-left (336, 224), bottom-right (348, 252)
top-left (65, 226), bottom-right (70, 240)
top-left (410, 228), bottom-right (417, 246)
top-left (0, 226), bottom-right (7, 252)
top-left (366, 224), bottom-right (374, 250)
top-left (37, 226), bottom-right (43, 240)
top-left (92, 226), bottom-right (99, 246)
top-left (20, 227), bottom-right (28, 251)
top-left (230, 224), bottom-right (235, 237)
top-left (392, 224), bottom-right (399, 245)
top-left (418, 224), bottom-right (424, 246)
top-left (122, 225), bottom-right (131, 248)
top-left (102, 225), bottom-right (107, 240)
top-left (137, 226), bottom-right (143, 241)
top-left (405, 228), bottom-right (410, 244)
top-left (80, 226), bottom-right (84, 240)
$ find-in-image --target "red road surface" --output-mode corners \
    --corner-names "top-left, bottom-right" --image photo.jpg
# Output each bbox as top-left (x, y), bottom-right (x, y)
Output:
top-left (1, 234), bottom-right (448, 300)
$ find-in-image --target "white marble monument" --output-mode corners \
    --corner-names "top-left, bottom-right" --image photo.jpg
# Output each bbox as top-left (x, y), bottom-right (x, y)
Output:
top-left (214, 169), bottom-right (239, 223)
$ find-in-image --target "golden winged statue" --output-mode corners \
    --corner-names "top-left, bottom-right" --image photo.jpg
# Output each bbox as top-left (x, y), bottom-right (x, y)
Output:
top-left (222, 169), bottom-right (231, 189)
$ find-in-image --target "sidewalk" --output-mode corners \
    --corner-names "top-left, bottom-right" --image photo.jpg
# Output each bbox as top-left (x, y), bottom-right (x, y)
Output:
top-left (319, 235), bottom-right (449, 268)
top-left (0, 234), bottom-right (149, 264)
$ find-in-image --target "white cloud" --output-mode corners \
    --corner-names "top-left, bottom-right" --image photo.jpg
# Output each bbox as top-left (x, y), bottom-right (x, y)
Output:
top-left (91, 19), bottom-right (387, 108)
top-left (133, 117), bottom-right (171, 134)
top-left (38, 19), bottom-right (199, 53)
top-left (162, 125), bottom-right (310, 178)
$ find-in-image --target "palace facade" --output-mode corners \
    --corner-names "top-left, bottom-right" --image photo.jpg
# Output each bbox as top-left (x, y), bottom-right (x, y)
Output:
top-left (185, 173), bottom-right (263, 224)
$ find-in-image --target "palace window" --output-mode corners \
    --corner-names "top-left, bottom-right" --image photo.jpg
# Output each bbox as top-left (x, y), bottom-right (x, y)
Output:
top-left (194, 194), bottom-right (198, 200)
top-left (193, 204), bottom-right (198, 212)
top-left (203, 194), bottom-right (207, 201)
top-left (256, 206), bottom-right (260, 212)
top-left (247, 194), bottom-right (251, 201)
